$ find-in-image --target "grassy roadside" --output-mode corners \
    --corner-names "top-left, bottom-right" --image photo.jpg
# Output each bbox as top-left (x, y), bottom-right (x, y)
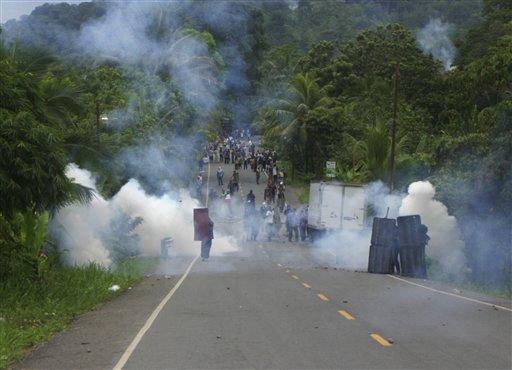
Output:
top-left (0, 257), bottom-right (158, 369)
top-left (294, 182), bottom-right (310, 205)
top-left (427, 260), bottom-right (511, 300)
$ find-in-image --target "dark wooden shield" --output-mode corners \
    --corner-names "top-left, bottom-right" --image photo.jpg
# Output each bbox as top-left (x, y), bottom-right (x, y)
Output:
top-left (194, 208), bottom-right (209, 241)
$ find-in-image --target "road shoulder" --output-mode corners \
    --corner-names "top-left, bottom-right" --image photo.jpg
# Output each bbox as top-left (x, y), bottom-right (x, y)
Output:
top-left (13, 273), bottom-right (182, 370)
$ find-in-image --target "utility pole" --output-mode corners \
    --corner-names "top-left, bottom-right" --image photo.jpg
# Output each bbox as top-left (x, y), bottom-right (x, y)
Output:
top-left (95, 100), bottom-right (101, 129)
top-left (389, 62), bottom-right (400, 192)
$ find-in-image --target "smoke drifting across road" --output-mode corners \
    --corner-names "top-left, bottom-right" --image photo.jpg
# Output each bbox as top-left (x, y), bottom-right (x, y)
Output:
top-left (42, 2), bottom-right (252, 267)
top-left (313, 181), bottom-right (467, 278)
top-left (51, 164), bottom-right (238, 267)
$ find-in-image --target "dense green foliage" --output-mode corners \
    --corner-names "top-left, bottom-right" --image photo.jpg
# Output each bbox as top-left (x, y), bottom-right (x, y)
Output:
top-left (258, 0), bottom-right (511, 289)
top-left (0, 4), bottom-right (510, 365)
top-left (0, 258), bottom-right (157, 368)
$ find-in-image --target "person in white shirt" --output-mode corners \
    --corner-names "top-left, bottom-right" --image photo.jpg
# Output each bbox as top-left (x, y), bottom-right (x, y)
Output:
top-left (265, 209), bottom-right (274, 241)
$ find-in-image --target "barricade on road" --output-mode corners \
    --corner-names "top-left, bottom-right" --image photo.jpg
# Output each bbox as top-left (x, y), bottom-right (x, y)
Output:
top-left (397, 215), bottom-right (428, 278)
top-left (368, 217), bottom-right (398, 274)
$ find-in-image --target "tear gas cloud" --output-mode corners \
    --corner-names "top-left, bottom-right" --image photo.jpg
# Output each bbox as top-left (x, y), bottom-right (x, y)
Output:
top-left (398, 181), bottom-right (467, 275)
top-left (417, 18), bottom-right (456, 71)
top-left (41, 2), bottom-right (252, 267)
top-left (51, 164), bottom-right (238, 267)
top-left (78, 1), bottom-right (220, 113)
top-left (313, 181), bottom-right (467, 277)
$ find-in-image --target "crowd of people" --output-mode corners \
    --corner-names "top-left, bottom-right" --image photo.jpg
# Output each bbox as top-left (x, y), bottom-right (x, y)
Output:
top-left (196, 129), bottom-right (308, 243)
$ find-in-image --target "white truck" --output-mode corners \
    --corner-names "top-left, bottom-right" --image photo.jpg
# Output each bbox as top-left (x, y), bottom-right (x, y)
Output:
top-left (307, 181), bottom-right (366, 237)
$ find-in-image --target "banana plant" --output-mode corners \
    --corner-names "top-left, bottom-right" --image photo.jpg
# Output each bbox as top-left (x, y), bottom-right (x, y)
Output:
top-left (18, 210), bottom-right (51, 280)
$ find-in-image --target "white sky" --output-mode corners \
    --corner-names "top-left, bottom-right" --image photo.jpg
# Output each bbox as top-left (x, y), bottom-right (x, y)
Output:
top-left (0, 0), bottom-right (82, 23)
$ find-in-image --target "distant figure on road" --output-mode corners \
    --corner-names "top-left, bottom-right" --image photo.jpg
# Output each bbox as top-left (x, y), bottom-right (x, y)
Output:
top-left (273, 207), bottom-right (282, 235)
top-left (251, 213), bottom-right (260, 241)
top-left (286, 209), bottom-right (299, 242)
top-left (299, 209), bottom-right (308, 241)
top-left (247, 189), bottom-right (255, 207)
top-left (201, 218), bottom-right (214, 261)
top-left (265, 208), bottom-right (274, 241)
top-left (195, 175), bottom-right (203, 198)
top-left (217, 167), bottom-right (224, 186)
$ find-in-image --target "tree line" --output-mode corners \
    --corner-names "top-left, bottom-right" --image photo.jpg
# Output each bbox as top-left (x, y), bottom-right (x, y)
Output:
top-left (0, 0), bottom-right (510, 290)
top-left (256, 0), bottom-right (511, 289)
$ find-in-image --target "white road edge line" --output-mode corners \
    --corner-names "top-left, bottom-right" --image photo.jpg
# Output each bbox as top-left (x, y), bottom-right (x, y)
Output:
top-left (114, 150), bottom-right (210, 369)
top-left (113, 255), bottom-right (199, 370)
top-left (387, 274), bottom-right (512, 313)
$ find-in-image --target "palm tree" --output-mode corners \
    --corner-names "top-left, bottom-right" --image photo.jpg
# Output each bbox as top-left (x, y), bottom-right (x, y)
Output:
top-left (265, 73), bottom-right (328, 175)
top-left (345, 120), bottom-right (408, 182)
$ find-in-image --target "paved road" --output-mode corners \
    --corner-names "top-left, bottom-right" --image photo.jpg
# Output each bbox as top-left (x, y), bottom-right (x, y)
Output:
top-left (16, 150), bottom-right (512, 369)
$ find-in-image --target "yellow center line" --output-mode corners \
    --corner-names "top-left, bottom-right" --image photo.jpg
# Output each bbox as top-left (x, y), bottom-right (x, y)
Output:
top-left (301, 282), bottom-right (311, 289)
top-left (317, 293), bottom-right (330, 301)
top-left (371, 333), bottom-right (393, 347)
top-left (291, 275), bottom-right (299, 280)
top-left (338, 310), bottom-right (356, 320)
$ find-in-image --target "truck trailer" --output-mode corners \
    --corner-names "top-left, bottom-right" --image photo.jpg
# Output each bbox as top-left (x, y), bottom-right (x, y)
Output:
top-left (307, 181), bottom-right (366, 238)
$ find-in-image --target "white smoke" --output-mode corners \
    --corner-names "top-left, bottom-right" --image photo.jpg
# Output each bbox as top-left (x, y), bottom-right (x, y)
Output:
top-left (312, 181), bottom-right (403, 270)
top-left (313, 180), bottom-right (468, 276)
top-left (76, 1), bottom-right (222, 127)
top-left (417, 18), bottom-right (456, 71)
top-left (51, 164), bottom-right (238, 267)
top-left (399, 181), bottom-right (467, 275)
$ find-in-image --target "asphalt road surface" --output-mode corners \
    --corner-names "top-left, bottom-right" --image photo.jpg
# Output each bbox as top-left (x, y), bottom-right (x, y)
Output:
top-left (15, 150), bottom-right (512, 370)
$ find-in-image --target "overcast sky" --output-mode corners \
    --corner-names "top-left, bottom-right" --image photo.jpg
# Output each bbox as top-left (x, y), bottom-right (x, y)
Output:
top-left (0, 0), bottom-right (82, 23)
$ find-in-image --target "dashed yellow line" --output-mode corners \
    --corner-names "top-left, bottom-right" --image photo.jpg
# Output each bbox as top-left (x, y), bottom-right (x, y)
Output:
top-left (291, 275), bottom-right (299, 280)
top-left (371, 333), bottom-right (393, 347)
top-left (338, 310), bottom-right (355, 320)
top-left (301, 282), bottom-right (311, 289)
top-left (317, 293), bottom-right (330, 302)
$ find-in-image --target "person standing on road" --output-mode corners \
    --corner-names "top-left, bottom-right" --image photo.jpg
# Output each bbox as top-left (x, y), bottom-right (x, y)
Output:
top-left (217, 166), bottom-right (224, 187)
top-left (251, 212), bottom-right (260, 241)
top-left (195, 174), bottom-right (203, 198)
top-left (201, 218), bottom-right (214, 261)
top-left (244, 204), bottom-right (253, 241)
top-left (255, 167), bottom-right (261, 185)
top-left (273, 207), bottom-right (282, 236)
top-left (299, 209), bottom-right (308, 241)
top-left (265, 208), bottom-right (274, 241)
top-left (247, 189), bottom-right (255, 207)
top-left (232, 170), bottom-right (239, 193)
top-left (286, 209), bottom-right (299, 242)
